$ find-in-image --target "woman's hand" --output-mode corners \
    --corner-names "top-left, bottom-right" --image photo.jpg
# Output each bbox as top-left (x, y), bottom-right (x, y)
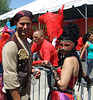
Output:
top-left (41, 61), bottom-right (53, 69)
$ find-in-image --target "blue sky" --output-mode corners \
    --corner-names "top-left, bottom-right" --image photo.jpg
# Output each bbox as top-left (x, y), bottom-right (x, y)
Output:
top-left (10, 0), bottom-right (35, 9)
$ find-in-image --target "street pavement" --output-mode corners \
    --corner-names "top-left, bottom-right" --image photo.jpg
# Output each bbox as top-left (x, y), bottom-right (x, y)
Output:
top-left (30, 61), bottom-right (93, 100)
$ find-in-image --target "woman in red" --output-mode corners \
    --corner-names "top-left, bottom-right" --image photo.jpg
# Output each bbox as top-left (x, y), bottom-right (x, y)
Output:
top-left (42, 23), bottom-right (92, 100)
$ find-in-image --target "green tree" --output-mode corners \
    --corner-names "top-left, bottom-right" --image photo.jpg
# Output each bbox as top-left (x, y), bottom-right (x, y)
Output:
top-left (0, 0), bottom-right (12, 15)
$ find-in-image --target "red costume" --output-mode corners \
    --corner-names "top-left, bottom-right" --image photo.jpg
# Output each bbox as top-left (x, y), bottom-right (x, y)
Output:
top-left (76, 37), bottom-right (84, 50)
top-left (31, 39), bottom-right (59, 67)
top-left (0, 32), bottom-right (10, 100)
top-left (0, 33), bottom-right (10, 62)
top-left (39, 5), bottom-right (64, 42)
top-left (51, 69), bottom-right (78, 100)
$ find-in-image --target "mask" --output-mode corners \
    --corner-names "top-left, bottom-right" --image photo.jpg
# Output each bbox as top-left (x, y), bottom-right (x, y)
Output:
top-left (59, 40), bottom-right (75, 51)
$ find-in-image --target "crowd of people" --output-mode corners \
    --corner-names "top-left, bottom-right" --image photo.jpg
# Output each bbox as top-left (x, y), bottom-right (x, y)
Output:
top-left (0, 9), bottom-right (93, 100)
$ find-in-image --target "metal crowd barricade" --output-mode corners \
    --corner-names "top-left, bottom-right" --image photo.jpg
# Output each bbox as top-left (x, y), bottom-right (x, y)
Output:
top-left (31, 66), bottom-right (92, 100)
top-left (31, 66), bottom-right (50, 100)
top-left (80, 60), bottom-right (93, 100)
top-left (80, 78), bottom-right (92, 100)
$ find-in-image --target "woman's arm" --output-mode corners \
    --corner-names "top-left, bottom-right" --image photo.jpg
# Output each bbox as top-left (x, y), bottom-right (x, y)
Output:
top-left (57, 57), bottom-right (75, 90)
top-left (79, 45), bottom-right (84, 53)
top-left (82, 70), bottom-right (93, 85)
top-left (41, 58), bottom-right (78, 90)
top-left (80, 42), bottom-right (89, 60)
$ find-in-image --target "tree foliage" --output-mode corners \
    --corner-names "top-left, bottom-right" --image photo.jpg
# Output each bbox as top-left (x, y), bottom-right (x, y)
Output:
top-left (0, 0), bottom-right (12, 15)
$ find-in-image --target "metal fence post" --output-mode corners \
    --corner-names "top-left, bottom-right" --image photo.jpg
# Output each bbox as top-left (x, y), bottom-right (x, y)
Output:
top-left (44, 72), bottom-right (47, 100)
top-left (81, 78), bottom-right (84, 100)
top-left (32, 84), bottom-right (35, 100)
top-left (38, 79), bottom-right (40, 100)
top-left (88, 85), bottom-right (91, 100)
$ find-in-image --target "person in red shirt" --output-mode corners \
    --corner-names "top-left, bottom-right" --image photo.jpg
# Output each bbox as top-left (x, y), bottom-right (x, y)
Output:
top-left (31, 29), bottom-right (59, 67)
top-left (76, 37), bottom-right (84, 50)
top-left (76, 36), bottom-right (84, 56)
top-left (31, 29), bottom-right (60, 98)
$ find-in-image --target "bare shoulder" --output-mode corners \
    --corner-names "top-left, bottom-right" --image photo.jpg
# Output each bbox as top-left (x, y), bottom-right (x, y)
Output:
top-left (64, 56), bottom-right (78, 63)
top-left (64, 56), bottom-right (79, 76)
top-left (64, 56), bottom-right (79, 68)
top-left (85, 41), bottom-right (90, 47)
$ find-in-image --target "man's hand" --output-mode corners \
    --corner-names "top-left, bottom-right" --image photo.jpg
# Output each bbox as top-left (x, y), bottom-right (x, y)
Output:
top-left (43, 60), bottom-right (49, 64)
top-left (32, 69), bottom-right (41, 79)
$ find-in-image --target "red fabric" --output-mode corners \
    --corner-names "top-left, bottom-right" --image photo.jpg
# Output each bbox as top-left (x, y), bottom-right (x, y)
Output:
top-left (0, 75), bottom-right (4, 100)
top-left (39, 5), bottom-right (64, 42)
top-left (32, 60), bottom-right (42, 66)
top-left (68, 76), bottom-right (78, 88)
top-left (64, 93), bottom-right (75, 100)
top-left (31, 39), bottom-right (59, 67)
top-left (76, 37), bottom-right (84, 50)
top-left (51, 91), bottom-right (75, 100)
top-left (0, 33), bottom-right (10, 62)
top-left (56, 68), bottom-right (62, 75)
top-left (51, 75), bottom-right (78, 100)
top-left (51, 91), bottom-right (60, 100)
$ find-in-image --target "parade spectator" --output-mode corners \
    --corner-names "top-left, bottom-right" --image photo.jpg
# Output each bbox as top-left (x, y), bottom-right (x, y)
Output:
top-left (2, 10), bottom-right (41, 100)
top-left (80, 30), bottom-right (93, 76)
top-left (31, 29), bottom-right (59, 67)
top-left (31, 29), bottom-right (60, 95)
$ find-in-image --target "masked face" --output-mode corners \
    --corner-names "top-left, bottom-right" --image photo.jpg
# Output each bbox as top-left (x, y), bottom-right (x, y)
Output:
top-left (59, 40), bottom-right (75, 52)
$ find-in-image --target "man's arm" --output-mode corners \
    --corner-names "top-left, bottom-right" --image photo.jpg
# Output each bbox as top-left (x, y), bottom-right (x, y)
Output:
top-left (10, 88), bottom-right (21, 100)
top-left (31, 42), bottom-right (37, 54)
top-left (2, 42), bottom-right (20, 99)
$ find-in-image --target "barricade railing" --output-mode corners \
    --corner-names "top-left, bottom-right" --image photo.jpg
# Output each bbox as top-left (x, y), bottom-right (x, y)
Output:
top-left (81, 60), bottom-right (92, 100)
top-left (80, 78), bottom-right (92, 100)
top-left (31, 67), bottom-right (92, 100)
top-left (31, 66), bottom-right (50, 100)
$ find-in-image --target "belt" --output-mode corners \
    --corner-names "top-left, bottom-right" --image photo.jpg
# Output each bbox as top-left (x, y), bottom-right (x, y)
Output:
top-left (52, 87), bottom-right (74, 94)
